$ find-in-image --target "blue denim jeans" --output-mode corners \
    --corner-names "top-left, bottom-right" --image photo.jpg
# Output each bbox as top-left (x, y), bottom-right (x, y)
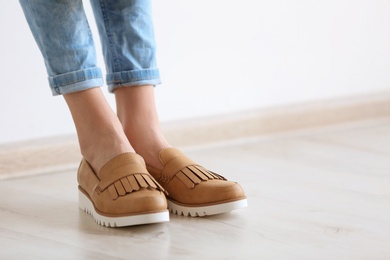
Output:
top-left (19, 0), bottom-right (161, 96)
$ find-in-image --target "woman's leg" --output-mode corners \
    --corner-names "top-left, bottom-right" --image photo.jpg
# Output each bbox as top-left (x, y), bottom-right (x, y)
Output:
top-left (19, 0), bottom-right (169, 227)
top-left (90, 0), bottom-right (168, 168)
top-left (19, 0), bottom-right (103, 95)
top-left (19, 0), bottom-right (134, 172)
top-left (89, 0), bottom-right (160, 91)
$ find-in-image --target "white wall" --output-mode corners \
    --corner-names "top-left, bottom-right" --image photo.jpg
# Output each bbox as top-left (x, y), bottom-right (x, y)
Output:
top-left (1, 0), bottom-right (390, 144)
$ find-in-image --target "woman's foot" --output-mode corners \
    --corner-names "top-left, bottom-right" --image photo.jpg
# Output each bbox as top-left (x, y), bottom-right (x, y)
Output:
top-left (78, 152), bottom-right (169, 227)
top-left (64, 88), bottom-right (169, 227)
top-left (115, 85), bottom-right (247, 216)
top-left (146, 148), bottom-right (248, 216)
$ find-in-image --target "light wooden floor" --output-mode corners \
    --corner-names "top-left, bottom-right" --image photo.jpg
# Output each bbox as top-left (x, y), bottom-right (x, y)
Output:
top-left (1, 119), bottom-right (389, 259)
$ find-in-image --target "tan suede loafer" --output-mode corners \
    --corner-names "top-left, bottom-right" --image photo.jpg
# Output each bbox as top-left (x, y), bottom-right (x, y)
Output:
top-left (146, 148), bottom-right (247, 217)
top-left (78, 153), bottom-right (169, 227)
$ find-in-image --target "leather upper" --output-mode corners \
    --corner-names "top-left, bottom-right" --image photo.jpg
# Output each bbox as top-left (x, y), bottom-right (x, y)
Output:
top-left (78, 153), bottom-right (167, 216)
top-left (146, 148), bottom-right (246, 206)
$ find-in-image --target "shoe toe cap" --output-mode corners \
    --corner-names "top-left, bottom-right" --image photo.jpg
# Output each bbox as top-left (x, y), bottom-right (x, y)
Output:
top-left (168, 178), bottom-right (246, 205)
top-left (95, 189), bottom-right (168, 216)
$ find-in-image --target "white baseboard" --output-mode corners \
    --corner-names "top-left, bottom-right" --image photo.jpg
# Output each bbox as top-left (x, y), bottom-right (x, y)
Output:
top-left (1, 91), bottom-right (390, 180)
top-left (163, 92), bottom-right (390, 147)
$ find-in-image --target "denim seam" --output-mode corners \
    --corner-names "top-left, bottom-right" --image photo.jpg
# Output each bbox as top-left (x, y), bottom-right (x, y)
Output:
top-left (109, 76), bottom-right (158, 84)
top-left (53, 84), bottom-right (101, 95)
top-left (107, 69), bottom-right (160, 84)
top-left (100, 0), bottom-right (120, 73)
top-left (52, 75), bottom-right (103, 87)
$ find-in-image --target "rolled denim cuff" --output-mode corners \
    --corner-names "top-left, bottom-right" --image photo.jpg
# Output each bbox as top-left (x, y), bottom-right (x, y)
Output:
top-left (49, 67), bottom-right (104, 96)
top-left (107, 68), bottom-right (161, 93)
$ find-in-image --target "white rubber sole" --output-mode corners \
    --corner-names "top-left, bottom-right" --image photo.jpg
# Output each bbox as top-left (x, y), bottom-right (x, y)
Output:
top-left (79, 191), bottom-right (169, 227)
top-left (168, 198), bottom-right (248, 217)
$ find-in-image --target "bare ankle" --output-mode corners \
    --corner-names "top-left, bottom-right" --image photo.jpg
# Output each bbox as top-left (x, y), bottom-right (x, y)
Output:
top-left (114, 85), bottom-right (172, 169)
top-left (80, 129), bottom-right (135, 173)
top-left (124, 129), bottom-right (171, 169)
top-left (64, 89), bottom-right (135, 173)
